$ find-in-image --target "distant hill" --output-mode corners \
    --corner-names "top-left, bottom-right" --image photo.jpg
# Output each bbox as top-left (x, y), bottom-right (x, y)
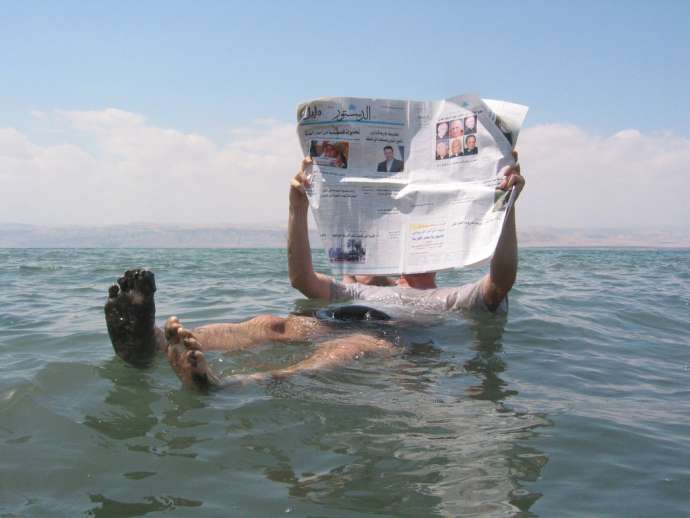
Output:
top-left (0, 223), bottom-right (309, 248)
top-left (0, 223), bottom-right (687, 248)
top-left (518, 226), bottom-right (689, 248)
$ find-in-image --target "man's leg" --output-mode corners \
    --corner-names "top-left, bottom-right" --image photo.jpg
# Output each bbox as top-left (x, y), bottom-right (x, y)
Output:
top-left (105, 269), bottom-right (167, 366)
top-left (105, 269), bottom-right (324, 367)
top-left (253, 332), bottom-right (395, 378)
top-left (190, 314), bottom-right (325, 351)
top-left (165, 317), bottom-right (396, 390)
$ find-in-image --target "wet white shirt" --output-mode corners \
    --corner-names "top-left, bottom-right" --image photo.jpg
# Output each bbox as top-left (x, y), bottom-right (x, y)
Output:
top-left (330, 278), bottom-right (507, 314)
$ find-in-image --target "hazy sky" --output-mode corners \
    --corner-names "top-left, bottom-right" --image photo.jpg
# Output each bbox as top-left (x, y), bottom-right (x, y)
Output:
top-left (1, 1), bottom-right (689, 228)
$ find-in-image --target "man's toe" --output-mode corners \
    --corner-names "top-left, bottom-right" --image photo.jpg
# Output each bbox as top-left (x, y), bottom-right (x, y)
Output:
top-left (183, 336), bottom-right (201, 351)
top-left (108, 284), bottom-right (120, 299)
top-left (117, 275), bottom-right (130, 292)
top-left (185, 350), bottom-right (199, 368)
top-left (165, 321), bottom-right (182, 340)
top-left (132, 269), bottom-right (156, 295)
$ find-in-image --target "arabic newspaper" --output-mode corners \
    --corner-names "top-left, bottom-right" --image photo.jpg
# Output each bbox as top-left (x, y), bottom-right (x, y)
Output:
top-left (296, 94), bottom-right (528, 275)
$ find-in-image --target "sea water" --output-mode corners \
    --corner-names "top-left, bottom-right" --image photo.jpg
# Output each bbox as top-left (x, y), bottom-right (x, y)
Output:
top-left (0, 248), bottom-right (688, 517)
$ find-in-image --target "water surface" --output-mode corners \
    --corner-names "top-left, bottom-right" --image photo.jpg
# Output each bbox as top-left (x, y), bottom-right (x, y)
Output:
top-left (0, 248), bottom-right (688, 517)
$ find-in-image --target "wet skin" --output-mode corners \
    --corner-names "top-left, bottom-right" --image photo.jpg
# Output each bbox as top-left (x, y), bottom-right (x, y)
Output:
top-left (104, 269), bottom-right (394, 391)
top-left (104, 269), bottom-right (166, 367)
top-left (164, 316), bottom-right (222, 391)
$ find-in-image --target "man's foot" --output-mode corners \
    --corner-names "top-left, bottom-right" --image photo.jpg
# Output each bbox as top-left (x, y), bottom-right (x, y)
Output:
top-left (105, 269), bottom-right (164, 366)
top-left (165, 317), bottom-right (222, 390)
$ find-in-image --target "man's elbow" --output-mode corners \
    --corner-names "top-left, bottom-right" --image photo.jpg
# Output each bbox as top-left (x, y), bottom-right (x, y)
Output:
top-left (289, 271), bottom-right (308, 291)
top-left (289, 271), bottom-right (317, 298)
top-left (482, 276), bottom-right (514, 310)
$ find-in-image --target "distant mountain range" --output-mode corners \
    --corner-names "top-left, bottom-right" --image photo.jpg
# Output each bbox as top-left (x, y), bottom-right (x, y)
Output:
top-left (0, 222), bottom-right (688, 248)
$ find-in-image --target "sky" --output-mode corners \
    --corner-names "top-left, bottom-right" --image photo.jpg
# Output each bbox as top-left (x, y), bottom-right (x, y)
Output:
top-left (1, 1), bottom-right (689, 228)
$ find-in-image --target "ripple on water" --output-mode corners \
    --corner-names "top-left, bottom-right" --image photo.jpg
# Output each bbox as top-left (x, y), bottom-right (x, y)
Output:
top-left (0, 248), bottom-right (689, 516)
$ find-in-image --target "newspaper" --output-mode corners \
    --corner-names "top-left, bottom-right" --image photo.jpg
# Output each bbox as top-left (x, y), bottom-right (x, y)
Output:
top-left (296, 94), bottom-right (528, 275)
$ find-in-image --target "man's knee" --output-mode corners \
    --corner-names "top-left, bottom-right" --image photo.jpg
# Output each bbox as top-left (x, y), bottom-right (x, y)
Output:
top-left (250, 315), bottom-right (287, 335)
top-left (248, 314), bottom-right (320, 342)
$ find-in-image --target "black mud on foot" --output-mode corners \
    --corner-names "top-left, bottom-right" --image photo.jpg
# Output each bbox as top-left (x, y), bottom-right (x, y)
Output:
top-left (105, 269), bottom-right (159, 367)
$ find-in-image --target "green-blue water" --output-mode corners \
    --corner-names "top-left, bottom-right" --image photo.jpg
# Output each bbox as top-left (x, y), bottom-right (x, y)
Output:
top-left (0, 248), bottom-right (688, 517)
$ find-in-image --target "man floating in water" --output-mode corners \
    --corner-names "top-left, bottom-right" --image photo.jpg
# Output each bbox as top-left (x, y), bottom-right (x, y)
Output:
top-left (104, 155), bottom-right (524, 390)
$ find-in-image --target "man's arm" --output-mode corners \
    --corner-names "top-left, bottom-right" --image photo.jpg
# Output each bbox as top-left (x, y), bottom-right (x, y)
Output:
top-left (288, 157), bottom-right (335, 300)
top-left (482, 152), bottom-right (524, 310)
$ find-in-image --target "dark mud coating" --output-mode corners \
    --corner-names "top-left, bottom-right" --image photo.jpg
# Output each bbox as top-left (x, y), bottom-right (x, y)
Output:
top-left (104, 269), bottom-right (159, 366)
top-left (192, 370), bottom-right (215, 391)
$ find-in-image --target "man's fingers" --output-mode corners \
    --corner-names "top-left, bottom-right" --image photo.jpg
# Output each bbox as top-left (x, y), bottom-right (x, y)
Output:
top-left (300, 156), bottom-right (313, 173)
top-left (501, 161), bottom-right (522, 180)
top-left (290, 175), bottom-right (311, 190)
top-left (497, 151), bottom-right (525, 197)
top-left (511, 149), bottom-right (522, 175)
top-left (301, 173), bottom-right (311, 188)
top-left (503, 164), bottom-right (520, 177)
top-left (297, 157), bottom-right (314, 185)
top-left (499, 171), bottom-right (525, 191)
top-left (506, 174), bottom-right (524, 190)
top-left (290, 159), bottom-right (312, 193)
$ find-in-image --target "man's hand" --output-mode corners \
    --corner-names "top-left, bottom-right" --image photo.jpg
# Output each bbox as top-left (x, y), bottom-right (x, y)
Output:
top-left (288, 156), bottom-right (334, 300)
top-left (290, 157), bottom-right (312, 210)
top-left (483, 149), bottom-right (524, 311)
top-left (498, 150), bottom-right (525, 200)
